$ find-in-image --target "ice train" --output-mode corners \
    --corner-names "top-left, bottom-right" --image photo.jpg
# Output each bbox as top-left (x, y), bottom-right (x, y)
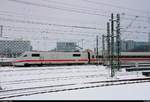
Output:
top-left (12, 51), bottom-right (150, 67)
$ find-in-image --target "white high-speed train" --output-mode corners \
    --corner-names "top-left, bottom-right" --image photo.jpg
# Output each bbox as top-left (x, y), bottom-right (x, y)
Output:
top-left (12, 51), bottom-right (98, 66)
top-left (12, 51), bottom-right (150, 67)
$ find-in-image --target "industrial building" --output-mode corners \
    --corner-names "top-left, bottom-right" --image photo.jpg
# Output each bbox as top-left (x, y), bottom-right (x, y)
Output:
top-left (0, 38), bottom-right (32, 58)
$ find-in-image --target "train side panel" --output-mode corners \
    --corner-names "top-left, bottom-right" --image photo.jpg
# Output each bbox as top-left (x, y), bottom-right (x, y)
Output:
top-left (41, 52), bottom-right (89, 65)
top-left (13, 51), bottom-right (89, 66)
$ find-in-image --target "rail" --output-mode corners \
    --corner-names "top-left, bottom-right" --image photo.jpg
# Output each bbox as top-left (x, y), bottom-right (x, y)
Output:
top-left (0, 77), bottom-right (150, 99)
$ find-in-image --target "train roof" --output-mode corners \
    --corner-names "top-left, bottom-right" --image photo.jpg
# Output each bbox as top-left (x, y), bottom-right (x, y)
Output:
top-left (24, 51), bottom-right (150, 56)
top-left (121, 52), bottom-right (150, 56)
top-left (24, 51), bottom-right (87, 54)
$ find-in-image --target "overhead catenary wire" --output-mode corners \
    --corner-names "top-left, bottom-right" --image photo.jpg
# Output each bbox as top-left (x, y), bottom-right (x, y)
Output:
top-left (42, 0), bottom-right (149, 19)
top-left (7, 0), bottom-right (109, 17)
top-left (82, 0), bottom-right (149, 14)
top-left (0, 1), bottom-right (148, 22)
top-left (1, 0), bottom-right (149, 44)
top-left (3, 25), bottom-right (104, 34)
top-left (1, 21), bottom-right (148, 41)
top-left (4, 28), bottom-right (99, 37)
top-left (0, 16), bottom-right (148, 38)
top-left (0, 12), bottom-right (104, 27)
top-left (7, 0), bottom-right (150, 22)
top-left (7, 0), bottom-right (148, 23)
top-left (0, 17), bottom-right (104, 30)
top-left (0, 0), bottom-right (149, 28)
top-left (2, 25), bottom-right (101, 44)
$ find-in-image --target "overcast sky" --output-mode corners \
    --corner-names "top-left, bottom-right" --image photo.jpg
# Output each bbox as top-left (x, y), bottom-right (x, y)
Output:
top-left (0, 0), bottom-right (150, 51)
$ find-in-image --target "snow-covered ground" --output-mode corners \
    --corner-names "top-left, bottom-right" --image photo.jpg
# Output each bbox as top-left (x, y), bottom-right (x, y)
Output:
top-left (0, 65), bottom-right (150, 100)
top-left (0, 58), bottom-right (15, 62)
top-left (10, 82), bottom-right (150, 100)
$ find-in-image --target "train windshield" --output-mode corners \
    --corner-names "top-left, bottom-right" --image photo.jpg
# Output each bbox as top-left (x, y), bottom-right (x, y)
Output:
top-left (18, 53), bottom-right (27, 57)
top-left (23, 55), bottom-right (27, 57)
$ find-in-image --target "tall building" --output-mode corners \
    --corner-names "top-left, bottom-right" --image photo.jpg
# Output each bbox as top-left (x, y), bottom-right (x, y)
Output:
top-left (115, 40), bottom-right (135, 52)
top-left (118, 40), bottom-right (149, 52)
top-left (126, 40), bottom-right (135, 51)
top-left (51, 42), bottom-right (81, 52)
top-left (0, 39), bottom-right (32, 57)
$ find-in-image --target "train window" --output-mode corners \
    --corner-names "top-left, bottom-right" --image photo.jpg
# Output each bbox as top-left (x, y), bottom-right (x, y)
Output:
top-left (95, 56), bottom-right (102, 58)
top-left (32, 54), bottom-right (40, 57)
top-left (23, 55), bottom-right (27, 57)
top-left (73, 54), bottom-right (81, 57)
top-left (98, 56), bottom-right (102, 58)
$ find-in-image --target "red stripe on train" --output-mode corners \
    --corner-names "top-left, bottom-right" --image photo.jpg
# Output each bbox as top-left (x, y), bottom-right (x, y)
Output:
top-left (14, 59), bottom-right (89, 63)
top-left (120, 58), bottom-right (150, 61)
top-left (13, 58), bottom-right (150, 63)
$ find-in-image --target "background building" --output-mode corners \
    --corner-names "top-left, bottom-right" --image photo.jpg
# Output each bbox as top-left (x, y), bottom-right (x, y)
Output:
top-left (0, 39), bottom-right (32, 58)
top-left (120, 40), bottom-right (136, 52)
top-left (51, 42), bottom-right (82, 52)
top-left (118, 40), bottom-right (149, 52)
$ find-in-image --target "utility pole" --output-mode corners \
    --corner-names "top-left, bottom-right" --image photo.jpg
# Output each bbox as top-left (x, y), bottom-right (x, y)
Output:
top-left (102, 34), bottom-right (105, 63)
top-left (96, 35), bottom-right (99, 65)
top-left (102, 13), bottom-right (121, 77)
top-left (116, 14), bottom-right (121, 71)
top-left (107, 22), bottom-right (111, 66)
top-left (148, 11), bottom-right (150, 52)
top-left (0, 25), bottom-right (3, 38)
top-left (81, 39), bottom-right (84, 50)
top-left (110, 13), bottom-right (115, 77)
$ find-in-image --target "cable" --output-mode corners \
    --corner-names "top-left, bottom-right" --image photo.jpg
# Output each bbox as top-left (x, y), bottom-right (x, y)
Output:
top-left (3, 25), bottom-right (103, 34)
top-left (123, 30), bottom-right (149, 34)
top-left (7, 0), bottom-right (150, 21)
top-left (0, 1), bottom-right (148, 21)
top-left (4, 0), bottom-right (150, 28)
top-left (0, 10), bottom-right (147, 24)
top-left (4, 28), bottom-right (99, 37)
top-left (82, 0), bottom-right (149, 14)
top-left (7, 0), bottom-right (109, 17)
top-left (0, 11), bottom-right (103, 26)
top-left (1, 17), bottom-right (148, 36)
top-left (42, 0), bottom-right (149, 19)
top-left (42, 0), bottom-right (113, 14)
top-left (0, 17), bottom-right (104, 30)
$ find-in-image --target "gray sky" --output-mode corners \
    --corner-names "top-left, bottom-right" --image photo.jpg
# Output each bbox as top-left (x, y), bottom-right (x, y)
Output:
top-left (0, 0), bottom-right (150, 51)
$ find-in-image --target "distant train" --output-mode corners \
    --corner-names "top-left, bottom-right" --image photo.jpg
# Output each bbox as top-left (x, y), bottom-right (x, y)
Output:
top-left (12, 51), bottom-right (150, 67)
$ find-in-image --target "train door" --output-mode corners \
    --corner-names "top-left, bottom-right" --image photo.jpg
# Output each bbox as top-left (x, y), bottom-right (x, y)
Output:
top-left (31, 53), bottom-right (42, 65)
top-left (88, 52), bottom-right (91, 64)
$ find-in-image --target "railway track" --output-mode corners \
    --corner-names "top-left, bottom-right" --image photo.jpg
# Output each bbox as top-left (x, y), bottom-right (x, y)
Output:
top-left (0, 69), bottom-right (101, 77)
top-left (0, 65), bottom-right (101, 73)
top-left (1, 71), bottom-right (140, 87)
top-left (1, 72), bottom-right (142, 86)
top-left (1, 74), bottom-right (107, 86)
top-left (0, 77), bottom-right (150, 99)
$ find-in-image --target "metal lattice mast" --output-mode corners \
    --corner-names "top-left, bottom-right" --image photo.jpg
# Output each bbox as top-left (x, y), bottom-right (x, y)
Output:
top-left (96, 35), bottom-right (99, 65)
top-left (0, 25), bottom-right (3, 38)
top-left (148, 11), bottom-right (150, 52)
top-left (110, 13), bottom-right (115, 77)
top-left (107, 22), bottom-right (111, 66)
top-left (102, 34), bottom-right (106, 63)
top-left (116, 14), bottom-right (121, 71)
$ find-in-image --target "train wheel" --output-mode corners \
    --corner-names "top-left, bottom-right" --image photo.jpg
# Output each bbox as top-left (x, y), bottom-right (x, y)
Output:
top-left (38, 64), bottom-right (43, 67)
